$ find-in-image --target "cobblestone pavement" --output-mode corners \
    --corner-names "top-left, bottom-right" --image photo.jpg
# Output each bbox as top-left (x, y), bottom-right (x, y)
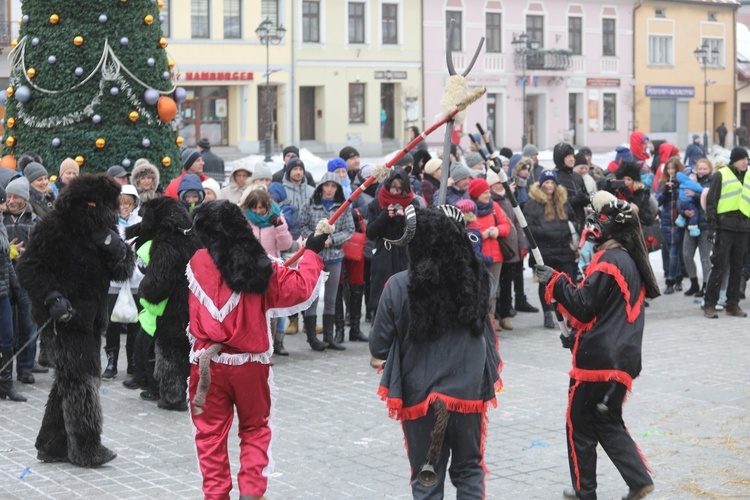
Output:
top-left (1, 259), bottom-right (748, 499)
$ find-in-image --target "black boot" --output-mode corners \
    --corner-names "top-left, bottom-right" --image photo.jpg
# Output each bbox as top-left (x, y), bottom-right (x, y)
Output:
top-left (334, 283), bottom-right (346, 344)
top-left (684, 277), bottom-right (700, 296)
top-left (543, 311), bottom-right (555, 329)
top-left (664, 279), bottom-right (675, 294)
top-left (516, 298), bottom-right (539, 313)
top-left (304, 316), bottom-right (326, 352)
top-left (674, 278), bottom-right (683, 292)
top-left (695, 282), bottom-right (706, 298)
top-left (323, 314), bottom-right (345, 351)
top-left (0, 351), bottom-right (27, 402)
top-left (348, 284), bottom-right (368, 342)
top-left (273, 331), bottom-right (289, 356)
top-left (102, 349), bottom-right (118, 381)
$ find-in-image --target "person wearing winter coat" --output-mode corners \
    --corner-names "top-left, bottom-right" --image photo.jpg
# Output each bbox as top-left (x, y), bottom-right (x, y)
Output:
top-left (553, 143), bottom-right (590, 231)
top-left (573, 152), bottom-right (597, 197)
top-left (523, 170), bottom-right (578, 329)
top-left (177, 174), bottom-right (205, 213)
top-left (131, 160), bottom-right (162, 203)
top-left (164, 149), bottom-right (209, 200)
top-left (201, 178), bottom-right (222, 201)
top-left (24, 162), bottom-right (56, 219)
top-left (366, 169), bottom-right (420, 316)
top-left (220, 162), bottom-right (252, 204)
top-left (682, 158), bottom-right (713, 297)
top-left (683, 134), bottom-right (706, 170)
top-left (196, 138), bottom-right (225, 180)
top-left (352, 164), bottom-right (379, 322)
top-left (468, 178), bottom-right (511, 331)
top-left (606, 161), bottom-right (655, 227)
top-left (456, 199), bottom-right (494, 266)
top-left (268, 182), bottom-right (301, 241)
top-left (511, 156), bottom-right (534, 209)
top-left (420, 158), bottom-right (442, 206)
top-left (299, 172), bottom-right (355, 351)
top-left (629, 130), bottom-right (650, 166)
top-left (249, 161), bottom-right (273, 189)
top-left (655, 158), bottom-right (686, 294)
top-left (652, 143), bottom-right (680, 193)
top-left (53, 158), bottom-right (80, 195)
top-left (437, 162), bottom-right (472, 206)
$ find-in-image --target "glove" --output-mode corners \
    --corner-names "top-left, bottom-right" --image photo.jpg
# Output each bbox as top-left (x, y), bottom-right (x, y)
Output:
top-left (91, 228), bottom-right (128, 260)
top-left (560, 332), bottom-right (576, 350)
top-left (305, 233), bottom-right (329, 254)
top-left (535, 265), bottom-right (554, 285)
top-left (44, 291), bottom-right (76, 323)
top-left (268, 214), bottom-right (283, 227)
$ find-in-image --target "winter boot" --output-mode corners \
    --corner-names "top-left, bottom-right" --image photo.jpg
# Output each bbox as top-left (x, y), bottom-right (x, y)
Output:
top-left (674, 278), bottom-right (683, 292)
top-left (543, 311), bottom-right (555, 329)
top-left (304, 316), bottom-right (326, 352)
top-left (684, 277), bottom-right (700, 296)
top-left (664, 279), bottom-right (675, 294)
top-left (0, 351), bottom-right (27, 402)
top-left (348, 284), bottom-right (368, 342)
top-left (695, 282), bottom-right (706, 298)
top-left (273, 331), bottom-right (289, 356)
top-left (101, 349), bottom-right (118, 381)
top-left (516, 297), bottom-right (539, 313)
top-left (285, 314), bottom-right (299, 335)
top-left (334, 283), bottom-right (346, 344)
top-left (322, 314), bottom-right (345, 351)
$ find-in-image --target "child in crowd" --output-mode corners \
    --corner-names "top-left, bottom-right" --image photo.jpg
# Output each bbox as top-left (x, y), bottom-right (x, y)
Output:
top-left (674, 171), bottom-right (704, 237)
top-left (456, 199), bottom-right (493, 266)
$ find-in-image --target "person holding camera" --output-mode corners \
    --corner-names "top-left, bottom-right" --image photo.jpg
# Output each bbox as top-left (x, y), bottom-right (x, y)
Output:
top-left (607, 162), bottom-right (655, 227)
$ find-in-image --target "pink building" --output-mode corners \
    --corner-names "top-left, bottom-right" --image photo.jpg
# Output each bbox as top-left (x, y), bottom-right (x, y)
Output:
top-left (422, 1), bottom-right (635, 153)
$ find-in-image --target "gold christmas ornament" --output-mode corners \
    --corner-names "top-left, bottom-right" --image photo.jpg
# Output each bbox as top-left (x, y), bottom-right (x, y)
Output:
top-left (6, 118), bottom-right (15, 128)
top-left (17, 18), bottom-right (22, 26)
top-left (95, 138), bottom-right (106, 148)
top-left (176, 136), bottom-right (184, 147)
top-left (159, 37), bottom-right (167, 48)
top-left (168, 59), bottom-right (175, 69)
top-left (158, 0), bottom-right (164, 9)
top-left (11, 39), bottom-right (18, 47)
top-left (50, 14), bottom-right (60, 24)
top-left (144, 15), bottom-right (154, 25)
top-left (161, 156), bottom-right (171, 167)
top-left (27, 68), bottom-right (36, 78)
top-left (128, 111), bottom-right (139, 122)
top-left (75, 156), bottom-right (84, 166)
top-left (6, 87), bottom-right (14, 98)
top-left (5, 136), bottom-right (15, 147)
top-left (74, 36), bottom-right (84, 46)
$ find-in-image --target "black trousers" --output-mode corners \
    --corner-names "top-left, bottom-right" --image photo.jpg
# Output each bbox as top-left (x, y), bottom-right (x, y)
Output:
top-left (705, 229), bottom-right (749, 307)
top-left (105, 292), bottom-right (141, 371)
top-left (402, 407), bottom-right (485, 499)
top-left (497, 262), bottom-right (520, 318)
top-left (566, 380), bottom-right (653, 500)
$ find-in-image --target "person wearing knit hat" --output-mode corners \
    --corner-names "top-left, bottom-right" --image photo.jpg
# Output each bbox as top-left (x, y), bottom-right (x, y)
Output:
top-left (202, 177), bottom-right (222, 201)
top-left (468, 177), bottom-right (491, 200)
top-left (282, 145), bottom-right (300, 163)
top-left (456, 198), bottom-right (495, 267)
top-left (729, 146), bottom-right (749, 165)
top-left (164, 149), bottom-right (209, 199)
top-left (573, 152), bottom-right (598, 198)
top-left (465, 151), bottom-right (485, 177)
top-left (339, 146), bottom-right (361, 182)
top-left (522, 144), bottom-right (539, 158)
top-left (608, 161), bottom-right (654, 227)
top-left (5, 176), bottom-right (30, 203)
top-left (538, 169), bottom-right (558, 186)
top-left (327, 157), bottom-right (351, 197)
top-left (24, 162), bottom-right (56, 219)
top-left (250, 161), bottom-right (273, 188)
top-left (500, 147), bottom-right (514, 160)
top-left (196, 138), bottom-right (225, 178)
top-left (554, 142), bottom-right (589, 230)
top-left (55, 158), bottom-right (80, 193)
top-left (486, 168), bottom-right (501, 188)
top-left (435, 162), bottom-right (471, 207)
top-left (421, 158), bottom-right (443, 206)
top-left (17, 152), bottom-right (43, 174)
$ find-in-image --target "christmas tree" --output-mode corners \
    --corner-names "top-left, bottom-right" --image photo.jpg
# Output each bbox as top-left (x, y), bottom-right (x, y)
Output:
top-left (0, 0), bottom-right (186, 181)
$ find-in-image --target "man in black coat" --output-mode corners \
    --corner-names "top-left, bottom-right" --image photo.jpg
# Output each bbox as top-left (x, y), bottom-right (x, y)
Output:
top-left (271, 145), bottom-right (316, 187)
top-left (197, 138), bottom-right (225, 181)
top-left (553, 142), bottom-right (590, 231)
top-left (17, 174), bottom-right (134, 467)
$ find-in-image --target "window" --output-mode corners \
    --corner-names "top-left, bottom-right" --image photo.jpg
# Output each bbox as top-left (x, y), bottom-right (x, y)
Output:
top-left (486, 13), bottom-right (502, 53)
top-left (302, 1), bottom-right (320, 43)
top-left (262, 0), bottom-right (279, 29)
top-left (603, 93), bottom-right (617, 131)
top-left (159, 0), bottom-right (171, 37)
top-left (349, 2), bottom-right (365, 44)
top-left (382, 4), bottom-right (398, 45)
top-left (650, 99), bottom-right (676, 133)
top-left (526, 15), bottom-right (544, 48)
top-left (701, 38), bottom-right (724, 67)
top-left (648, 35), bottom-right (673, 65)
top-left (602, 18), bottom-right (616, 56)
top-left (191, 0), bottom-right (210, 39)
top-left (224, 0), bottom-right (241, 39)
top-left (446, 11), bottom-right (462, 52)
top-left (349, 83), bottom-right (365, 123)
top-left (568, 17), bottom-right (582, 55)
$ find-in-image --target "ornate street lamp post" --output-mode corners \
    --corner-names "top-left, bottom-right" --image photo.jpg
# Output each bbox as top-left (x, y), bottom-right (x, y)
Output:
top-left (255, 18), bottom-right (286, 162)
top-left (694, 42), bottom-right (718, 149)
top-left (512, 33), bottom-right (540, 148)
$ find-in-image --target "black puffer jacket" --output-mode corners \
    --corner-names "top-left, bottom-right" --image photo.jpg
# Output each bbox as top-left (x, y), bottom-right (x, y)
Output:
top-left (706, 166), bottom-right (750, 232)
top-left (523, 183), bottom-right (576, 265)
top-left (553, 142), bottom-right (590, 230)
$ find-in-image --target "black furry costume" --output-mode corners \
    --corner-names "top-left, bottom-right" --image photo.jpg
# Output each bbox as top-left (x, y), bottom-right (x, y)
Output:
top-left (17, 174), bottom-right (134, 467)
top-left (125, 197), bottom-right (201, 410)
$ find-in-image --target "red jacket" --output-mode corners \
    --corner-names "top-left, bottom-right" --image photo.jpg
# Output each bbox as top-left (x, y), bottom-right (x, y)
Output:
top-left (187, 248), bottom-right (324, 363)
top-left (165, 171), bottom-right (209, 199)
top-left (475, 202), bottom-right (511, 263)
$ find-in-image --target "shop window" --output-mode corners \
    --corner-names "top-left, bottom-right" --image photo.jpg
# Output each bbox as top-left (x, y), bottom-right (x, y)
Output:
top-left (179, 87), bottom-right (229, 146)
top-left (650, 99), bottom-right (676, 133)
top-left (349, 3), bottom-right (365, 44)
top-left (191, 0), bottom-right (210, 39)
top-left (603, 93), bottom-right (617, 131)
top-left (224, 0), bottom-right (241, 39)
top-left (486, 13), bottom-right (501, 53)
top-left (382, 4), bottom-right (398, 45)
top-left (302, 1), bottom-right (320, 43)
top-left (349, 83), bottom-right (365, 124)
top-left (446, 11), bottom-right (462, 52)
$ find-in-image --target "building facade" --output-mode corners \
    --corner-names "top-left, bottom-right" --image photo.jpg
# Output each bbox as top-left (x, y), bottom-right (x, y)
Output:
top-left (634, 0), bottom-right (738, 150)
top-left (422, 0), bottom-right (635, 153)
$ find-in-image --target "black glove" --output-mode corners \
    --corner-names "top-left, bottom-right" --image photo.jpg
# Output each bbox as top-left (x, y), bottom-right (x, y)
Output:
top-left (91, 228), bottom-right (128, 260)
top-left (560, 332), bottom-right (576, 350)
top-left (44, 291), bottom-right (76, 323)
top-left (268, 214), bottom-right (282, 227)
top-left (305, 233), bottom-right (329, 254)
top-left (535, 265), bottom-right (554, 285)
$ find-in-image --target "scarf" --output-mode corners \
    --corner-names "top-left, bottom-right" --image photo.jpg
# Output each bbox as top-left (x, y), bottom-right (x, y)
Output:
top-left (378, 185), bottom-right (414, 209)
top-left (476, 199), bottom-right (495, 217)
top-left (29, 186), bottom-right (53, 208)
top-left (321, 197), bottom-right (336, 211)
top-left (244, 202), bottom-right (281, 228)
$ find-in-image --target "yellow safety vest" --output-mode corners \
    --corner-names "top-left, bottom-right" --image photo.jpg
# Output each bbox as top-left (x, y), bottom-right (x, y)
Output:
top-left (716, 167), bottom-right (750, 217)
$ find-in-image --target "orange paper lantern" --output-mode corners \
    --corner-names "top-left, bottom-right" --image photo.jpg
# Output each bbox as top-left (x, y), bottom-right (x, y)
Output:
top-left (0, 154), bottom-right (17, 170)
top-left (157, 96), bottom-right (177, 122)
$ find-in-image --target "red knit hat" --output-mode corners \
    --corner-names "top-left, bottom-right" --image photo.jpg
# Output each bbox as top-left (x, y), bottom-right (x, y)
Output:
top-left (468, 178), bottom-right (490, 200)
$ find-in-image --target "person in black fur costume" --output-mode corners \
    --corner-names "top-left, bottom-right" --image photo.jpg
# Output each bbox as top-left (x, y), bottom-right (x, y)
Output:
top-left (16, 174), bottom-right (134, 467)
top-left (369, 205), bottom-right (502, 498)
top-left (124, 197), bottom-right (201, 411)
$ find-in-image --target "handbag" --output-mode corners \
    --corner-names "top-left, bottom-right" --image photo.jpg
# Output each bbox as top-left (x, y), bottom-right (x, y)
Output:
top-left (111, 281), bottom-right (138, 323)
top-left (493, 209), bottom-right (516, 261)
top-left (342, 209), bottom-right (367, 261)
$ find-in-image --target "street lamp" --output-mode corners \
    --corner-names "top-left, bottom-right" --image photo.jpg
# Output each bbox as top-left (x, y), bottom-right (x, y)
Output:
top-left (256, 18), bottom-right (286, 162)
top-left (512, 33), bottom-right (540, 148)
top-left (694, 42), bottom-right (718, 149)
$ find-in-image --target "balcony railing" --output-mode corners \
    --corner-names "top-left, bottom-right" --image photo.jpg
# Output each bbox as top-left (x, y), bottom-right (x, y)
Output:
top-left (483, 53), bottom-right (505, 73)
top-left (514, 50), bottom-right (573, 71)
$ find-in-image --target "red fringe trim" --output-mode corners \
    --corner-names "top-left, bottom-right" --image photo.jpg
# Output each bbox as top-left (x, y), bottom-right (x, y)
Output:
top-left (555, 301), bottom-right (597, 333)
top-left (585, 260), bottom-right (646, 323)
top-left (383, 392), bottom-right (495, 421)
top-left (569, 368), bottom-right (634, 391)
top-left (480, 411), bottom-right (489, 499)
top-left (626, 423), bottom-right (653, 474)
top-left (543, 271), bottom-right (568, 305)
top-left (567, 380), bottom-right (583, 491)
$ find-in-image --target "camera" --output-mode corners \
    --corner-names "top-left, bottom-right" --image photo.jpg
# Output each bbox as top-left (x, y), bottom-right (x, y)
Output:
top-left (610, 179), bottom-right (627, 189)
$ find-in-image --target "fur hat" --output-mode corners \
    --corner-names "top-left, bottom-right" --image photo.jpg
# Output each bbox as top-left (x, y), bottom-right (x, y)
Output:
top-left (59, 158), bottom-right (80, 178)
top-left (468, 178), bottom-right (491, 200)
top-left (538, 169), bottom-right (558, 186)
top-left (615, 161), bottom-right (641, 182)
top-left (24, 162), bottom-right (48, 183)
top-left (730, 146), bottom-right (749, 164)
top-left (181, 148), bottom-right (202, 171)
top-left (5, 177), bottom-right (29, 201)
top-left (424, 158), bottom-right (443, 176)
top-left (131, 161), bottom-right (161, 202)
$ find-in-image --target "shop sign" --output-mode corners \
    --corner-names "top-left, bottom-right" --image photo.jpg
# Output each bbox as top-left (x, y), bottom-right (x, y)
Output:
top-left (645, 85), bottom-right (694, 98)
top-left (586, 78), bottom-right (620, 87)
top-left (173, 71), bottom-right (254, 82)
top-left (374, 70), bottom-right (407, 80)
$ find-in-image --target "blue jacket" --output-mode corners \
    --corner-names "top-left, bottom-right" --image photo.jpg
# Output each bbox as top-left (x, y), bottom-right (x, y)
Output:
top-left (268, 182), bottom-right (301, 240)
top-left (683, 143), bottom-right (706, 169)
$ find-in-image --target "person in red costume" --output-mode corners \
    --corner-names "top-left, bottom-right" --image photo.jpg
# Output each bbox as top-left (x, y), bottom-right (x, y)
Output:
top-left (186, 200), bottom-right (328, 500)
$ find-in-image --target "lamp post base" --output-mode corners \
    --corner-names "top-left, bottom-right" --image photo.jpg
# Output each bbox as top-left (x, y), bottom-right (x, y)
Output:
top-left (264, 135), bottom-right (272, 163)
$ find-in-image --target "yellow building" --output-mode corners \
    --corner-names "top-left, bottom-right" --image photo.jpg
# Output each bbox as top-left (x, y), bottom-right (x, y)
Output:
top-left (293, 1), bottom-right (423, 155)
top-left (634, 0), bottom-right (738, 150)
top-left (165, 1), bottom-right (292, 155)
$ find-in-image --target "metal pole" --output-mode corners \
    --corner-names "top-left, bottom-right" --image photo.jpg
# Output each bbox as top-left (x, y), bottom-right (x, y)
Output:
top-left (264, 37), bottom-right (272, 162)
top-left (703, 59), bottom-right (708, 148)
top-left (522, 49), bottom-right (528, 148)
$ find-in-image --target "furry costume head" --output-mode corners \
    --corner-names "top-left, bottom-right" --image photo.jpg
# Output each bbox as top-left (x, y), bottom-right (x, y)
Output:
top-left (390, 205), bottom-right (491, 343)
top-left (124, 197), bottom-right (192, 246)
top-left (191, 201), bottom-right (273, 294)
top-left (54, 173), bottom-right (121, 235)
top-left (584, 191), bottom-right (661, 299)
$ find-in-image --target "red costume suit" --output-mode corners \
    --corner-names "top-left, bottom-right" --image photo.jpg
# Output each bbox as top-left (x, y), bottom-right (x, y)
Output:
top-left (186, 201), bottom-right (326, 500)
